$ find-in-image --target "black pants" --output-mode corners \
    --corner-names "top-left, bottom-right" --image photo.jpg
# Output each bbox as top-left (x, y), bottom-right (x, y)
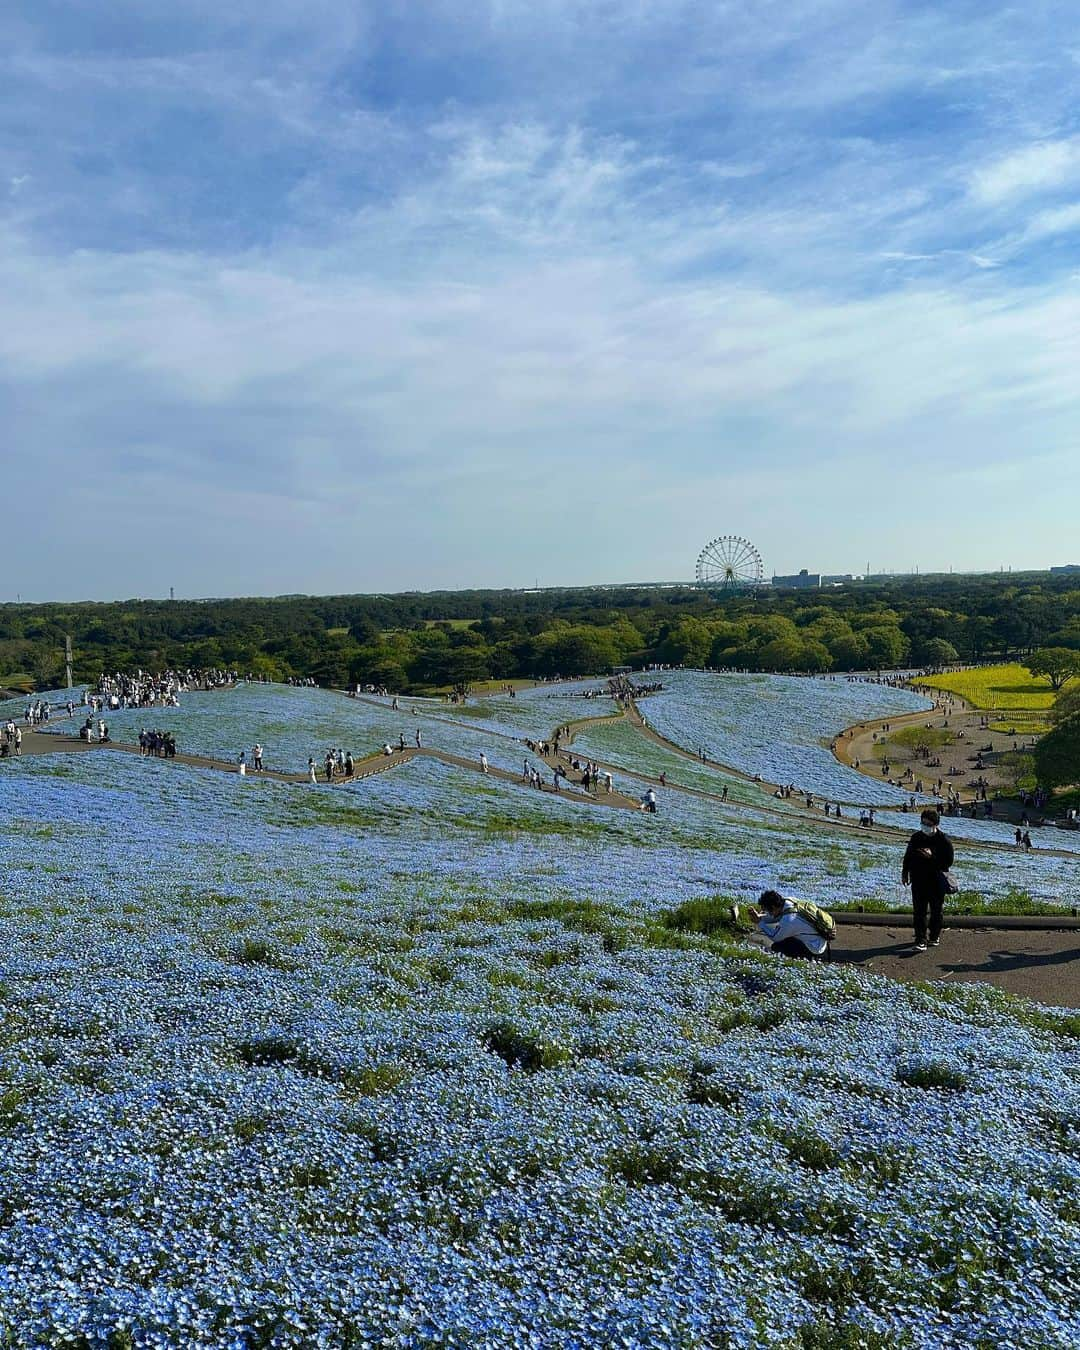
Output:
top-left (912, 886), bottom-right (943, 944)
top-left (771, 937), bottom-right (820, 960)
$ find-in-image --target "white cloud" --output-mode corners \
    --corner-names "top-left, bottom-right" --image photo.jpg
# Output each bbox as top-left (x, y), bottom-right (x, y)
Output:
top-left (1023, 199), bottom-right (1080, 240)
top-left (970, 138), bottom-right (1080, 204)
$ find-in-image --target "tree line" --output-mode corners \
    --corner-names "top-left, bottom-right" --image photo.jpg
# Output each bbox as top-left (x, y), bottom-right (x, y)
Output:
top-left (3, 572), bottom-right (1080, 696)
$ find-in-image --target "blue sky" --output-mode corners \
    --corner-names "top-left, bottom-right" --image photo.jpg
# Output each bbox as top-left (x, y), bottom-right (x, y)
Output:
top-left (3, 1), bottom-right (1080, 599)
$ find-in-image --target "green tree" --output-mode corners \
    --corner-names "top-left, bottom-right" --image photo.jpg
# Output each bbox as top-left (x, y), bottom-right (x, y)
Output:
top-left (861, 626), bottom-right (910, 669)
top-left (30, 647), bottom-right (63, 690)
top-left (1052, 684), bottom-right (1080, 724)
top-left (657, 617), bottom-right (713, 667)
top-left (999, 751), bottom-right (1037, 793)
top-left (799, 640), bottom-right (832, 673)
top-left (756, 636), bottom-right (805, 671)
top-left (1027, 647), bottom-right (1080, 693)
top-left (919, 637), bottom-right (960, 667)
top-left (1033, 716), bottom-right (1080, 789)
top-left (828, 632), bottom-right (870, 670)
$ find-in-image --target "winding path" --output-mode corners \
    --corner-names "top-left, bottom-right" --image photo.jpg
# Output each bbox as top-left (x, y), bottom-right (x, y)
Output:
top-left (6, 685), bottom-right (1078, 1005)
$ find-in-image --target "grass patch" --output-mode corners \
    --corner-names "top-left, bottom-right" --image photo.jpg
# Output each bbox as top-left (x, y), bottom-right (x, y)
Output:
top-left (481, 1020), bottom-right (573, 1073)
top-left (897, 1062), bottom-right (969, 1091)
top-left (341, 1063), bottom-right (409, 1096)
top-left (658, 895), bottom-right (750, 938)
top-left (607, 1143), bottom-right (681, 1187)
top-left (831, 888), bottom-right (1069, 918)
top-left (231, 936), bottom-right (299, 971)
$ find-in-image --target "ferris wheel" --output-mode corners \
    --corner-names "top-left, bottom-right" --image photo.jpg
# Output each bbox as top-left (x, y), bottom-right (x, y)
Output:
top-left (695, 535), bottom-right (765, 589)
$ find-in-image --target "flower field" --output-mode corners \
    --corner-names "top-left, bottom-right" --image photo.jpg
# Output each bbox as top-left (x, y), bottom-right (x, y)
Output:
top-left (641, 672), bottom-right (934, 806)
top-left (41, 684), bottom-right (539, 781)
top-left (1, 677), bottom-right (1078, 1347)
top-left (915, 664), bottom-right (1057, 711)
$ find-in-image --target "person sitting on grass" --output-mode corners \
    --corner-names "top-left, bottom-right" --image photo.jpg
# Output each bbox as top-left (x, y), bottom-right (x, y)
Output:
top-left (749, 890), bottom-right (829, 960)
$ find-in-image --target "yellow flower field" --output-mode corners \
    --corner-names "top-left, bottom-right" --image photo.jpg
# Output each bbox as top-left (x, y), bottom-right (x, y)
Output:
top-left (913, 663), bottom-right (1057, 710)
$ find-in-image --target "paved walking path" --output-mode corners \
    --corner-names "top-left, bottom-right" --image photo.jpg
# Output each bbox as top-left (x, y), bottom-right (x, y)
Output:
top-left (827, 921), bottom-right (1080, 1009)
top-left (12, 724), bottom-right (646, 810)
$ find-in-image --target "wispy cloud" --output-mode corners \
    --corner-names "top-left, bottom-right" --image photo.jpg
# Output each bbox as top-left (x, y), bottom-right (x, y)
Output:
top-left (4, 1), bottom-right (1080, 595)
top-left (970, 138), bottom-right (1080, 204)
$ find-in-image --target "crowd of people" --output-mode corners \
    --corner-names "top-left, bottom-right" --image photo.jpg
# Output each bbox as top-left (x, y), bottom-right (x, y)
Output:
top-left (97, 667), bottom-right (237, 709)
top-left (20, 699), bottom-right (56, 726)
top-left (309, 749), bottom-right (357, 782)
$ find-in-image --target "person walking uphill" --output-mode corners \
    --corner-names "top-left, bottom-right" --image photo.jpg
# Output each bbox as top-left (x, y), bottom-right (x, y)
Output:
top-left (902, 807), bottom-right (955, 953)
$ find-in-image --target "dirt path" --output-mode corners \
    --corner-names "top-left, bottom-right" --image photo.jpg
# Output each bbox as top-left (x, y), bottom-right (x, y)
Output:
top-left (832, 691), bottom-right (1046, 827)
top-left (11, 725), bottom-right (649, 812)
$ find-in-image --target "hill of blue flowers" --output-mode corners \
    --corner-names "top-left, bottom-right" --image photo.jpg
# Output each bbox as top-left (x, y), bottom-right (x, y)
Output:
top-left (0, 680), bottom-right (1077, 1348)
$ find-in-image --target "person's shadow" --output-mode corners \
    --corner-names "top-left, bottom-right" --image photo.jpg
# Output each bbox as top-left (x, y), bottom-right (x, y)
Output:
top-left (943, 947), bottom-right (1080, 975)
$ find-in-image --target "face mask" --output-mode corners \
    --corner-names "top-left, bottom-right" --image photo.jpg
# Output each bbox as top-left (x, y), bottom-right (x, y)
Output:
top-left (920, 824), bottom-right (936, 836)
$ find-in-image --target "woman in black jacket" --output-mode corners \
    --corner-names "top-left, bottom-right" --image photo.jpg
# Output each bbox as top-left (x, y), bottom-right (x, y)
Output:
top-left (901, 807), bottom-right (955, 952)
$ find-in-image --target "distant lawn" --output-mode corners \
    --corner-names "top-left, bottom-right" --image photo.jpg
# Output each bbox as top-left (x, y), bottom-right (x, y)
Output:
top-left (417, 677), bottom-right (539, 696)
top-left (0, 672), bottom-right (34, 694)
top-left (988, 712), bottom-right (1052, 736)
top-left (915, 663), bottom-right (1057, 711)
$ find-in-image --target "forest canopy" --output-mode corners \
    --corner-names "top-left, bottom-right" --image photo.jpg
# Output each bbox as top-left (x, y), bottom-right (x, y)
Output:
top-left (3, 573), bottom-right (1080, 694)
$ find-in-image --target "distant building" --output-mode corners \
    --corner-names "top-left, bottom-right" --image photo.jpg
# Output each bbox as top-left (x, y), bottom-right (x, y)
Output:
top-left (822, 574), bottom-right (853, 585)
top-left (772, 569), bottom-right (821, 589)
top-left (1050, 564), bottom-right (1080, 574)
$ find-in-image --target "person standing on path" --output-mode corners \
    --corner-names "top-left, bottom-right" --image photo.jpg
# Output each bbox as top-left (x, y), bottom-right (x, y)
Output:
top-left (308, 757), bottom-right (318, 784)
top-left (415, 728), bottom-right (422, 749)
top-left (238, 751), bottom-right (247, 777)
top-left (901, 807), bottom-right (955, 953)
top-left (480, 753), bottom-right (489, 774)
top-left (253, 743), bottom-right (263, 772)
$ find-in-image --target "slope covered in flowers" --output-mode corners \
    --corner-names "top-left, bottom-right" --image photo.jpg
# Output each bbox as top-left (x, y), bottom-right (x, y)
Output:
top-left (0, 681), bottom-right (1078, 1347)
top-left (643, 671), bottom-right (933, 805)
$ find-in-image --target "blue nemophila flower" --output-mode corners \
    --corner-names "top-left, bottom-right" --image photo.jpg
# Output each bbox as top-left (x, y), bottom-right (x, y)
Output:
top-left (0, 685), bottom-right (1077, 1346)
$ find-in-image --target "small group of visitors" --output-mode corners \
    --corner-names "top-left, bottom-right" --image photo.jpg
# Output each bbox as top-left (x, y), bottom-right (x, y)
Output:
top-left (138, 729), bottom-right (176, 757)
top-left (309, 749), bottom-right (356, 783)
top-left (236, 745), bottom-right (265, 776)
top-left (1, 721), bottom-right (23, 757)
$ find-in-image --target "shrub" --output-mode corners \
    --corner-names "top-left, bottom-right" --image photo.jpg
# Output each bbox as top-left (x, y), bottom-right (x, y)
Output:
top-left (897, 1062), bottom-right (969, 1091)
top-left (660, 895), bottom-right (749, 937)
top-left (481, 1020), bottom-right (572, 1073)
